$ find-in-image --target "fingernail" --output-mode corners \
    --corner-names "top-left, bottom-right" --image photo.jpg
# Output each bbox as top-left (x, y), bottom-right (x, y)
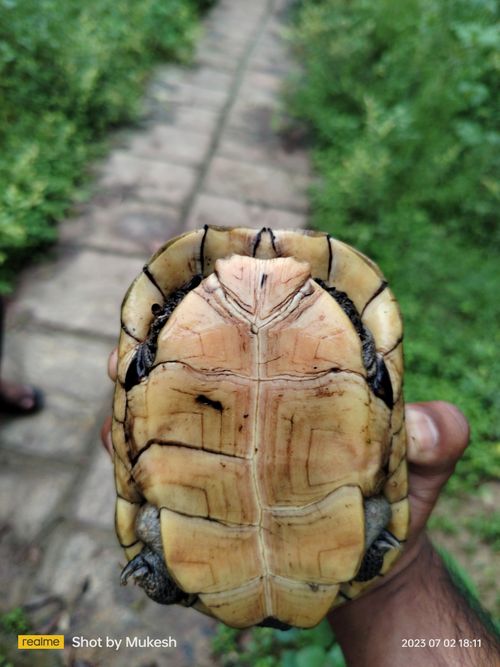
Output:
top-left (405, 406), bottom-right (439, 456)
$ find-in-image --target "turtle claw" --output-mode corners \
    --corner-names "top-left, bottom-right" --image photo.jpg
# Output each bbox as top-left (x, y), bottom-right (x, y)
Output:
top-left (374, 529), bottom-right (400, 551)
top-left (120, 546), bottom-right (188, 605)
top-left (354, 501), bottom-right (401, 582)
top-left (354, 529), bottom-right (401, 582)
top-left (120, 555), bottom-right (150, 586)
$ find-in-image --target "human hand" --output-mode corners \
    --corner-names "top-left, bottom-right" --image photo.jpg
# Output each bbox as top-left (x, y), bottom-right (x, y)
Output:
top-left (101, 347), bottom-right (118, 458)
top-left (357, 400), bottom-right (470, 594)
top-left (326, 404), bottom-right (499, 667)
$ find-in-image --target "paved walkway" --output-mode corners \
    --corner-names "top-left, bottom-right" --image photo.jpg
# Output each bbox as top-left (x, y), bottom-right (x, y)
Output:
top-left (0, 1), bottom-right (310, 665)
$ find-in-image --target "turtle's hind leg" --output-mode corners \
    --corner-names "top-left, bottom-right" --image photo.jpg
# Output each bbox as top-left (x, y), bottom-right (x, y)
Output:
top-left (120, 504), bottom-right (196, 606)
top-left (354, 496), bottom-right (401, 582)
top-left (121, 545), bottom-right (184, 604)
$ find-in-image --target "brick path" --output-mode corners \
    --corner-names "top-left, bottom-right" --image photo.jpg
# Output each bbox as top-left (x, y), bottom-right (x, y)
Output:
top-left (0, 1), bottom-right (310, 665)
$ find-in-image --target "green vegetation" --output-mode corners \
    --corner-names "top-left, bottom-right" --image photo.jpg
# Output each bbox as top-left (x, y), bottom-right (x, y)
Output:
top-left (213, 620), bottom-right (346, 667)
top-left (286, 0), bottom-right (500, 492)
top-left (0, 607), bottom-right (29, 635)
top-left (466, 512), bottom-right (500, 552)
top-left (0, 0), bottom-right (214, 293)
top-left (0, 608), bottom-right (29, 667)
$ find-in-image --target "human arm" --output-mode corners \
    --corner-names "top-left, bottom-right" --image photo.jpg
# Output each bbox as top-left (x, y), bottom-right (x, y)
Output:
top-left (328, 402), bottom-right (500, 666)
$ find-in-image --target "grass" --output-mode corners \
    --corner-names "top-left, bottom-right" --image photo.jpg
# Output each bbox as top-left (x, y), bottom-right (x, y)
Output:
top-left (285, 0), bottom-right (500, 494)
top-left (0, 0), bottom-right (215, 293)
top-left (0, 608), bottom-right (29, 667)
top-left (212, 621), bottom-right (346, 667)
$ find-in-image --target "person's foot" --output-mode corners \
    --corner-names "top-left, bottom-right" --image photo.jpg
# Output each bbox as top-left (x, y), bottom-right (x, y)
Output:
top-left (0, 380), bottom-right (44, 415)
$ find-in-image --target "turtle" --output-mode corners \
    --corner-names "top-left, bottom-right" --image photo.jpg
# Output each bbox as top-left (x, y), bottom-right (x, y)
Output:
top-left (112, 225), bottom-right (409, 630)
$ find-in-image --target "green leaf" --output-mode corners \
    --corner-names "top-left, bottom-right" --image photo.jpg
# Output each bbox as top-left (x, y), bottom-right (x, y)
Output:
top-left (295, 646), bottom-right (327, 667)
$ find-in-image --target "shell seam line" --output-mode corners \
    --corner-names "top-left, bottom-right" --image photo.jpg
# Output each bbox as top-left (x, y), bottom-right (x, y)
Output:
top-left (382, 335), bottom-right (404, 357)
top-left (221, 275), bottom-right (316, 332)
top-left (253, 327), bottom-right (272, 616)
top-left (148, 359), bottom-right (368, 383)
top-left (158, 505), bottom-right (255, 529)
top-left (119, 538), bottom-right (140, 549)
top-left (198, 573), bottom-right (341, 599)
top-left (360, 280), bottom-right (388, 316)
top-left (267, 484), bottom-right (362, 515)
top-left (130, 439), bottom-right (249, 467)
top-left (116, 492), bottom-right (142, 505)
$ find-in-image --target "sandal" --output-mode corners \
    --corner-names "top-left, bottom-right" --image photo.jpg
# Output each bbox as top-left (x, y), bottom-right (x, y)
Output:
top-left (0, 382), bottom-right (44, 416)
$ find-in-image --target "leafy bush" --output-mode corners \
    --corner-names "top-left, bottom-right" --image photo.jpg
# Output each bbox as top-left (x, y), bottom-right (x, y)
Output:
top-left (289, 0), bottom-right (499, 244)
top-left (0, 0), bottom-right (208, 292)
top-left (288, 0), bottom-right (500, 491)
top-left (466, 512), bottom-right (500, 552)
top-left (213, 620), bottom-right (346, 667)
top-left (0, 608), bottom-right (29, 635)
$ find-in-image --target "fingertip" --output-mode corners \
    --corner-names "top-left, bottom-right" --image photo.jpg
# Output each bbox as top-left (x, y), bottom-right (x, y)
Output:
top-left (100, 415), bottom-right (113, 459)
top-left (108, 348), bottom-right (118, 382)
top-left (406, 401), bottom-right (470, 471)
top-left (431, 401), bottom-right (470, 451)
top-left (405, 405), bottom-right (439, 464)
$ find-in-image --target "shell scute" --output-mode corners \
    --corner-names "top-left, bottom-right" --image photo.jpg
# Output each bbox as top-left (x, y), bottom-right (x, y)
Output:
top-left (113, 226), bottom-right (409, 628)
top-left (363, 287), bottom-right (403, 355)
top-left (121, 271), bottom-right (164, 341)
top-left (198, 578), bottom-right (266, 629)
top-left (154, 281), bottom-right (255, 374)
top-left (126, 364), bottom-right (255, 460)
top-left (273, 229), bottom-right (331, 281)
top-left (328, 239), bottom-right (384, 313)
top-left (133, 443), bottom-right (259, 524)
top-left (262, 285), bottom-right (366, 378)
top-left (257, 374), bottom-right (390, 505)
top-left (148, 228), bottom-right (205, 295)
top-left (160, 508), bottom-right (262, 594)
top-left (263, 486), bottom-right (365, 584)
top-left (269, 576), bottom-right (339, 629)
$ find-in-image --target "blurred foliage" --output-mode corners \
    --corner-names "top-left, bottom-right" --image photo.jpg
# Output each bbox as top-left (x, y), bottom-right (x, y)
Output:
top-left (213, 620), bottom-right (346, 667)
top-left (466, 512), bottom-right (500, 552)
top-left (0, 607), bottom-right (64, 667)
top-left (0, 0), bottom-right (213, 292)
top-left (287, 0), bottom-right (500, 492)
top-left (0, 608), bottom-right (29, 635)
top-left (0, 608), bottom-right (29, 667)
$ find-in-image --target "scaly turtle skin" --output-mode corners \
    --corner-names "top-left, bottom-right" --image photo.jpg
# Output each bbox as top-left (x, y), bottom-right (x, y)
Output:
top-left (112, 226), bottom-right (409, 629)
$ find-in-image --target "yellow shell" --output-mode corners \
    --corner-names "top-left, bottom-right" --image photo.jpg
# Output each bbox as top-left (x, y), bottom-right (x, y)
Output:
top-left (113, 226), bottom-right (409, 628)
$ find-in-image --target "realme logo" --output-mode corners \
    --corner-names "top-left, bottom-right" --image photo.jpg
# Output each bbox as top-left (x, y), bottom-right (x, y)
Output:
top-left (18, 635), bottom-right (64, 650)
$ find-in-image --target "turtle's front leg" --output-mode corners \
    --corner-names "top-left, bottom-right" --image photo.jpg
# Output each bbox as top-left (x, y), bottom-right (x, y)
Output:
top-left (120, 504), bottom-right (196, 606)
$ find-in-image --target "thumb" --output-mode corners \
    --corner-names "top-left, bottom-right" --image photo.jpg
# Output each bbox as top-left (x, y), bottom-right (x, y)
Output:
top-left (405, 401), bottom-right (470, 539)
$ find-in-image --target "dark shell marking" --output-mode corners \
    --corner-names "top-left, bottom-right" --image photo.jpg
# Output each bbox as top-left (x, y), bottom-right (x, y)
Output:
top-left (316, 279), bottom-right (393, 408)
top-left (124, 274), bottom-right (202, 391)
